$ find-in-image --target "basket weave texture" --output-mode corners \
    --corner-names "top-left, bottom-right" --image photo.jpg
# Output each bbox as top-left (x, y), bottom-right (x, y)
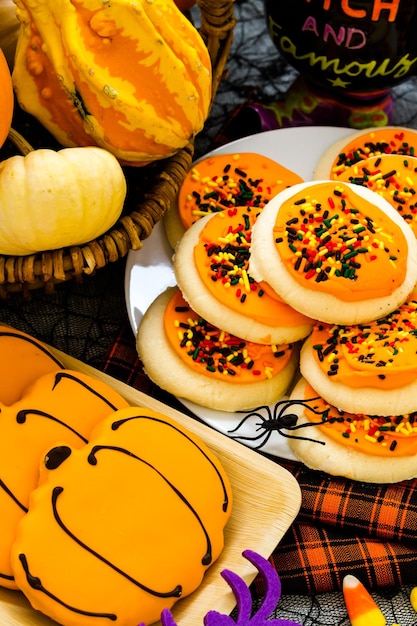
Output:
top-left (0, 0), bottom-right (236, 297)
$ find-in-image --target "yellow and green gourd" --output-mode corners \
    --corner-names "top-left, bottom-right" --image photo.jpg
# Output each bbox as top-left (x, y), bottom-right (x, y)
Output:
top-left (11, 0), bottom-right (212, 166)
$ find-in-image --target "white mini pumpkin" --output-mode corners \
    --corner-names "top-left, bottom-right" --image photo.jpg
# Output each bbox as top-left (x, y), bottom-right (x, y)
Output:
top-left (0, 146), bottom-right (127, 255)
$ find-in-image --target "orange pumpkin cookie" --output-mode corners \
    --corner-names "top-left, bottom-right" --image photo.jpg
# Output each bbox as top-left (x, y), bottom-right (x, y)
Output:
top-left (164, 152), bottom-right (303, 249)
top-left (299, 289), bottom-right (417, 417)
top-left (0, 325), bottom-right (64, 406)
top-left (335, 154), bottom-right (417, 239)
top-left (136, 287), bottom-right (299, 412)
top-left (314, 126), bottom-right (417, 180)
top-left (287, 377), bottom-right (417, 483)
top-left (0, 369), bottom-right (129, 590)
top-left (11, 406), bottom-right (232, 626)
top-left (249, 180), bottom-right (417, 325)
top-left (173, 206), bottom-right (313, 345)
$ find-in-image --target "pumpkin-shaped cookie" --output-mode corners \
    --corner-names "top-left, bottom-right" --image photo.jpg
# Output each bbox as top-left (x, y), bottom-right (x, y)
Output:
top-left (11, 406), bottom-right (232, 626)
top-left (0, 369), bottom-right (128, 589)
top-left (0, 325), bottom-right (64, 406)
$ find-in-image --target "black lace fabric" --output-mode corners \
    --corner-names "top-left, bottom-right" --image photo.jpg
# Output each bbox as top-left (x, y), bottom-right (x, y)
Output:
top-left (1, 1), bottom-right (417, 623)
top-left (194, 0), bottom-right (299, 157)
top-left (196, 0), bottom-right (417, 158)
top-left (253, 585), bottom-right (417, 624)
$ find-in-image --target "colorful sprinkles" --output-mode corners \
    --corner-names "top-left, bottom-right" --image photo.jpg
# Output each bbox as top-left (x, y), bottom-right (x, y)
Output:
top-left (195, 205), bottom-right (312, 327)
top-left (311, 294), bottom-right (417, 377)
top-left (177, 152), bottom-right (303, 230)
top-left (337, 154), bottom-right (417, 237)
top-left (189, 166), bottom-right (268, 214)
top-left (183, 156), bottom-right (278, 225)
top-left (326, 408), bottom-right (417, 450)
top-left (275, 183), bottom-right (404, 287)
top-left (203, 208), bottom-right (259, 301)
top-left (332, 130), bottom-right (417, 174)
top-left (304, 386), bottom-right (417, 454)
top-left (164, 290), bottom-right (292, 383)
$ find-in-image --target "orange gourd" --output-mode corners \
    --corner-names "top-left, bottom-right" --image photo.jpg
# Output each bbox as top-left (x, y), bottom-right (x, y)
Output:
top-left (0, 48), bottom-right (13, 149)
top-left (0, 0), bottom-right (20, 69)
top-left (11, 0), bottom-right (212, 166)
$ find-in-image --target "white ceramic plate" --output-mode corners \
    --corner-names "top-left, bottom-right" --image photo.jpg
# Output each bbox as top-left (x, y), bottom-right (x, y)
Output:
top-left (125, 126), bottom-right (353, 460)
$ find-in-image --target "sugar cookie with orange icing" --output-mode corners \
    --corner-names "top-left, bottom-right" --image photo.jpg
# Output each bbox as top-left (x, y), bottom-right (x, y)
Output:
top-left (314, 126), bottom-right (417, 180)
top-left (164, 151), bottom-right (303, 249)
top-left (249, 180), bottom-right (417, 325)
top-left (334, 154), bottom-right (417, 239)
top-left (136, 287), bottom-right (299, 412)
top-left (173, 206), bottom-right (313, 345)
top-left (0, 325), bottom-right (64, 406)
top-left (11, 406), bottom-right (232, 626)
top-left (286, 377), bottom-right (417, 483)
top-left (0, 369), bottom-right (129, 590)
top-left (299, 289), bottom-right (417, 417)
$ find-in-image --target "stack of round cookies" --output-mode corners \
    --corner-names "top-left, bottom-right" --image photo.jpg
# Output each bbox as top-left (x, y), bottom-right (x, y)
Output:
top-left (138, 152), bottom-right (308, 413)
top-left (137, 128), bottom-right (417, 482)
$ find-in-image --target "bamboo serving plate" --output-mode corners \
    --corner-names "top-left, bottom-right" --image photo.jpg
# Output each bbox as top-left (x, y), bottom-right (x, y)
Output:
top-left (0, 344), bottom-right (302, 626)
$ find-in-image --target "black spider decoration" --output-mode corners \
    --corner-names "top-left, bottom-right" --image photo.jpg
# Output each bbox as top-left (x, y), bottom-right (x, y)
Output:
top-left (227, 396), bottom-right (330, 450)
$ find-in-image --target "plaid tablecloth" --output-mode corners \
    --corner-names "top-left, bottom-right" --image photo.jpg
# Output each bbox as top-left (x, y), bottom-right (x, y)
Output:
top-left (101, 320), bottom-right (417, 598)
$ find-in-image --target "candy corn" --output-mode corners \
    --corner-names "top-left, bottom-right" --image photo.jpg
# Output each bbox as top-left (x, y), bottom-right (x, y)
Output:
top-left (343, 575), bottom-right (386, 626)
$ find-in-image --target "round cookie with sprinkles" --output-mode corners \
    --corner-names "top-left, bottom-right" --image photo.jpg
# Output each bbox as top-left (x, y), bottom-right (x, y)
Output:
top-left (335, 154), bottom-right (417, 239)
top-left (249, 180), bottom-right (417, 325)
top-left (164, 152), bottom-right (303, 249)
top-left (173, 205), bottom-right (313, 345)
top-left (136, 287), bottom-right (299, 412)
top-left (286, 377), bottom-right (417, 483)
top-left (314, 126), bottom-right (417, 180)
top-left (299, 289), bottom-right (417, 417)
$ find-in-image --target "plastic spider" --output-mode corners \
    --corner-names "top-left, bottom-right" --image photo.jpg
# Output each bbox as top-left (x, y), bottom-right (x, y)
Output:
top-left (227, 396), bottom-right (329, 450)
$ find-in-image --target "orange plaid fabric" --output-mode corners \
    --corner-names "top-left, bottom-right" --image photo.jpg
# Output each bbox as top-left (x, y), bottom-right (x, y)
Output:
top-left (102, 321), bottom-right (417, 596)
top-left (266, 457), bottom-right (417, 594)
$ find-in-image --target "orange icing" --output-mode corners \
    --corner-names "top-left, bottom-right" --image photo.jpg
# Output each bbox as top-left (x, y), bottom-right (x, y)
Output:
top-left (301, 381), bottom-right (417, 457)
top-left (164, 289), bottom-right (294, 383)
top-left (0, 369), bottom-right (129, 589)
top-left (11, 406), bottom-right (232, 626)
top-left (330, 128), bottom-right (417, 178)
top-left (336, 154), bottom-right (417, 239)
top-left (194, 206), bottom-right (312, 327)
top-left (178, 152), bottom-right (303, 230)
top-left (0, 326), bottom-right (64, 406)
top-left (309, 290), bottom-right (417, 389)
top-left (273, 181), bottom-right (408, 301)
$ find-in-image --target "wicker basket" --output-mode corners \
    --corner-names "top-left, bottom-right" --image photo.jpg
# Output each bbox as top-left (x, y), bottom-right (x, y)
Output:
top-left (0, 0), bottom-right (236, 298)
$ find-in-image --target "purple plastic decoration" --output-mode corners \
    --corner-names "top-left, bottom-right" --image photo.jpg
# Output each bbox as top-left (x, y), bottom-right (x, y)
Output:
top-left (159, 550), bottom-right (302, 626)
